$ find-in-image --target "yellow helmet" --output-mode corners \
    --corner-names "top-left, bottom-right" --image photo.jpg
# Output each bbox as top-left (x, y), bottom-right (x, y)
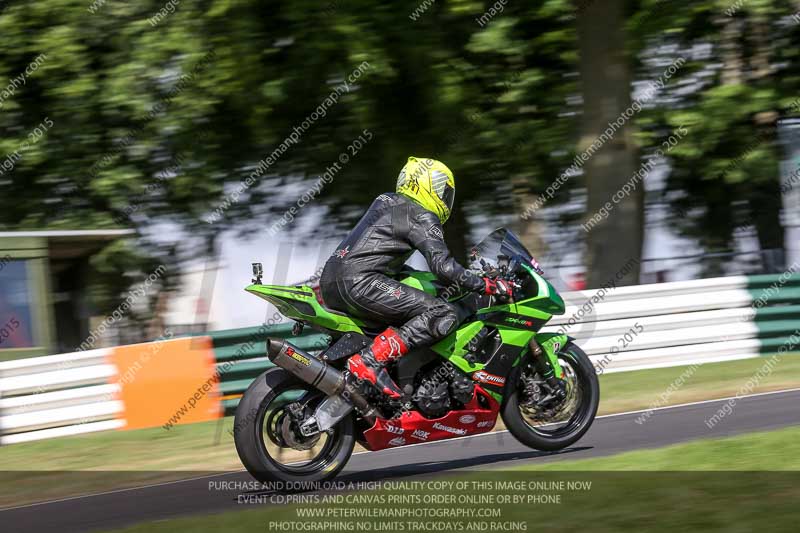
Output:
top-left (396, 156), bottom-right (456, 224)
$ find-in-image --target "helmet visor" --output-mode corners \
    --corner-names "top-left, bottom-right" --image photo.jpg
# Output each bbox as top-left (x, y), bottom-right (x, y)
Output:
top-left (430, 169), bottom-right (454, 209)
top-left (441, 182), bottom-right (455, 212)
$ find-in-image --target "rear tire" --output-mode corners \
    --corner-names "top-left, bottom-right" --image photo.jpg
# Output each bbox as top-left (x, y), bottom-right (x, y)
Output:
top-left (501, 341), bottom-right (599, 451)
top-left (233, 368), bottom-right (356, 487)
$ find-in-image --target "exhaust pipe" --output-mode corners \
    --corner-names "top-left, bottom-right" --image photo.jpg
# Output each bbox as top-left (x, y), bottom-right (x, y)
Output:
top-left (267, 338), bottom-right (377, 423)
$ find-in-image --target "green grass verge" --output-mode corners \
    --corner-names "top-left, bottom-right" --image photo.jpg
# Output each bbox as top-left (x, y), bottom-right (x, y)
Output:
top-left (0, 419), bottom-right (241, 509)
top-left (1, 355), bottom-right (799, 508)
top-left (522, 424), bottom-right (800, 471)
top-left (103, 426), bottom-right (800, 533)
top-left (0, 418), bottom-right (238, 472)
top-left (596, 353), bottom-right (800, 415)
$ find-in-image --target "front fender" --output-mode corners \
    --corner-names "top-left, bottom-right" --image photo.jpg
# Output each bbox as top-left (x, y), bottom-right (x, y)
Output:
top-left (534, 332), bottom-right (573, 379)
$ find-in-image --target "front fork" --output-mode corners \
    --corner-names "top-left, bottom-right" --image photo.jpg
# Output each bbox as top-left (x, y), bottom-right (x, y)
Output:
top-left (531, 332), bottom-right (568, 380)
top-left (527, 333), bottom-right (569, 400)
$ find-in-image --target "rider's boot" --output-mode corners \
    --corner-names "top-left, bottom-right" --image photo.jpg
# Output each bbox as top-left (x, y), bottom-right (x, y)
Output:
top-left (347, 328), bottom-right (408, 399)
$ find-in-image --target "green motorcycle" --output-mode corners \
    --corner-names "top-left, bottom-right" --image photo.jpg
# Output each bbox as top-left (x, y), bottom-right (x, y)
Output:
top-left (234, 228), bottom-right (599, 486)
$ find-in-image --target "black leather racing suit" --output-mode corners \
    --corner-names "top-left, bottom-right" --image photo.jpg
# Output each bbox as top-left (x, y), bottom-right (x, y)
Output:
top-left (320, 192), bottom-right (484, 348)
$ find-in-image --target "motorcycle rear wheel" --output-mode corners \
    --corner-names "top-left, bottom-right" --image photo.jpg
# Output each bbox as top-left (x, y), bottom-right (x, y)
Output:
top-left (234, 368), bottom-right (356, 488)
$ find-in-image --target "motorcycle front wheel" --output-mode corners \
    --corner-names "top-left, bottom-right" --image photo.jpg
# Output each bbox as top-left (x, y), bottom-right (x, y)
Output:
top-left (501, 341), bottom-right (599, 451)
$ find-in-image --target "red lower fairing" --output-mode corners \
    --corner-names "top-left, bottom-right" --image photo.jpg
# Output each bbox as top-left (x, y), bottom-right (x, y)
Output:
top-left (361, 385), bottom-right (500, 451)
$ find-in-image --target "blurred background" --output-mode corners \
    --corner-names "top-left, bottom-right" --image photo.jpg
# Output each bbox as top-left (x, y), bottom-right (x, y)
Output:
top-left (1, 0), bottom-right (800, 355)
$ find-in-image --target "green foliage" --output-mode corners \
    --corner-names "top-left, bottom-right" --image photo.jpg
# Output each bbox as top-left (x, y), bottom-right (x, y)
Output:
top-left (0, 1), bottom-right (580, 241)
top-left (629, 0), bottom-right (794, 266)
top-left (0, 0), bottom-right (795, 291)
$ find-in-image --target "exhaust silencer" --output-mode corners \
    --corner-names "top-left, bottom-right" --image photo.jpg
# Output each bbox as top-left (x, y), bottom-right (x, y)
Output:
top-left (267, 338), bottom-right (345, 396)
top-left (267, 338), bottom-right (377, 422)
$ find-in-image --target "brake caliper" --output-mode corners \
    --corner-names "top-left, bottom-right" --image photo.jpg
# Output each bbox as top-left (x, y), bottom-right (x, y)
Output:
top-left (285, 402), bottom-right (321, 443)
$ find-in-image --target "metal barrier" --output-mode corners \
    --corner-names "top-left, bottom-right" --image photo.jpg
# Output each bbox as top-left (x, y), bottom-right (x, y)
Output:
top-left (1, 272), bottom-right (798, 442)
top-left (0, 348), bottom-right (124, 444)
top-left (555, 273), bottom-right (800, 372)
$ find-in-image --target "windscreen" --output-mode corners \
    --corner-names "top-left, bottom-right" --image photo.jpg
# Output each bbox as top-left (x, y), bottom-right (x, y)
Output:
top-left (469, 228), bottom-right (536, 272)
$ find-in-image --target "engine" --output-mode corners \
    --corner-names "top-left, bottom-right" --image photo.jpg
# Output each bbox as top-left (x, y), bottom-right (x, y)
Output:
top-left (412, 362), bottom-right (474, 418)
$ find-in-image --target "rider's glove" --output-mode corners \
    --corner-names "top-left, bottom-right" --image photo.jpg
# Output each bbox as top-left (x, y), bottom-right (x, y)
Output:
top-left (483, 277), bottom-right (511, 298)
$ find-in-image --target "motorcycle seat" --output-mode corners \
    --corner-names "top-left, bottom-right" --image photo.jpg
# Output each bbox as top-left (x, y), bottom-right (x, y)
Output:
top-left (319, 302), bottom-right (388, 335)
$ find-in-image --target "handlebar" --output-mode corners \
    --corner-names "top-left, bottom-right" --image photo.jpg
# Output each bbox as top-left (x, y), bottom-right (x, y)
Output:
top-left (479, 271), bottom-right (521, 303)
top-left (474, 254), bottom-right (526, 303)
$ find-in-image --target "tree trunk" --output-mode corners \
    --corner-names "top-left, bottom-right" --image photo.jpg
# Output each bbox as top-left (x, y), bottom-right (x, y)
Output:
top-left (714, 13), bottom-right (744, 86)
top-left (576, 0), bottom-right (643, 287)
top-left (750, 180), bottom-right (786, 273)
top-left (512, 175), bottom-right (547, 258)
top-left (445, 198), bottom-right (470, 263)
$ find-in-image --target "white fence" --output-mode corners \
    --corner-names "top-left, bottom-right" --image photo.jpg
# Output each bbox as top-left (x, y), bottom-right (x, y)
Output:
top-left (0, 348), bottom-right (124, 445)
top-left (548, 274), bottom-right (796, 373)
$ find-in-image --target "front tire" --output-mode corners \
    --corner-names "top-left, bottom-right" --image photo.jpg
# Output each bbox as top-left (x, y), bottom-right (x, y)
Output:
top-left (233, 368), bottom-right (356, 487)
top-left (501, 341), bottom-right (599, 451)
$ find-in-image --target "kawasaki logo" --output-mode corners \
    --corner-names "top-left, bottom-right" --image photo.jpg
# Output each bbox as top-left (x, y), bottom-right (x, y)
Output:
top-left (506, 317), bottom-right (534, 327)
top-left (432, 422), bottom-right (467, 436)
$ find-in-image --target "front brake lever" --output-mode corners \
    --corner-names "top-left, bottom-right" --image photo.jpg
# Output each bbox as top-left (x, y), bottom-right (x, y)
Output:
top-left (479, 258), bottom-right (494, 277)
top-left (500, 276), bottom-right (520, 303)
top-left (495, 292), bottom-right (515, 305)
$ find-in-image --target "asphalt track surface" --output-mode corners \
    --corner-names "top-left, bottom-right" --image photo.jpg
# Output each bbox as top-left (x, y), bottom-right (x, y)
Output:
top-left (4, 388), bottom-right (800, 533)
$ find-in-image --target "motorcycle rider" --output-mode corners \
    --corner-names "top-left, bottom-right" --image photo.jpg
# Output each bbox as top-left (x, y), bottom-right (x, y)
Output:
top-left (320, 156), bottom-right (510, 399)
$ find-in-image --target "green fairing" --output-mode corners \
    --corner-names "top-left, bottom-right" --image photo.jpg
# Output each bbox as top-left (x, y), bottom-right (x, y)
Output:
top-left (534, 332), bottom-right (568, 379)
top-left (498, 328), bottom-right (535, 348)
top-left (245, 284), bottom-right (367, 333)
top-left (398, 271), bottom-right (438, 297)
top-left (485, 390), bottom-right (503, 403)
top-left (521, 265), bottom-right (566, 315)
top-left (477, 269), bottom-right (563, 330)
top-left (430, 321), bottom-right (488, 373)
